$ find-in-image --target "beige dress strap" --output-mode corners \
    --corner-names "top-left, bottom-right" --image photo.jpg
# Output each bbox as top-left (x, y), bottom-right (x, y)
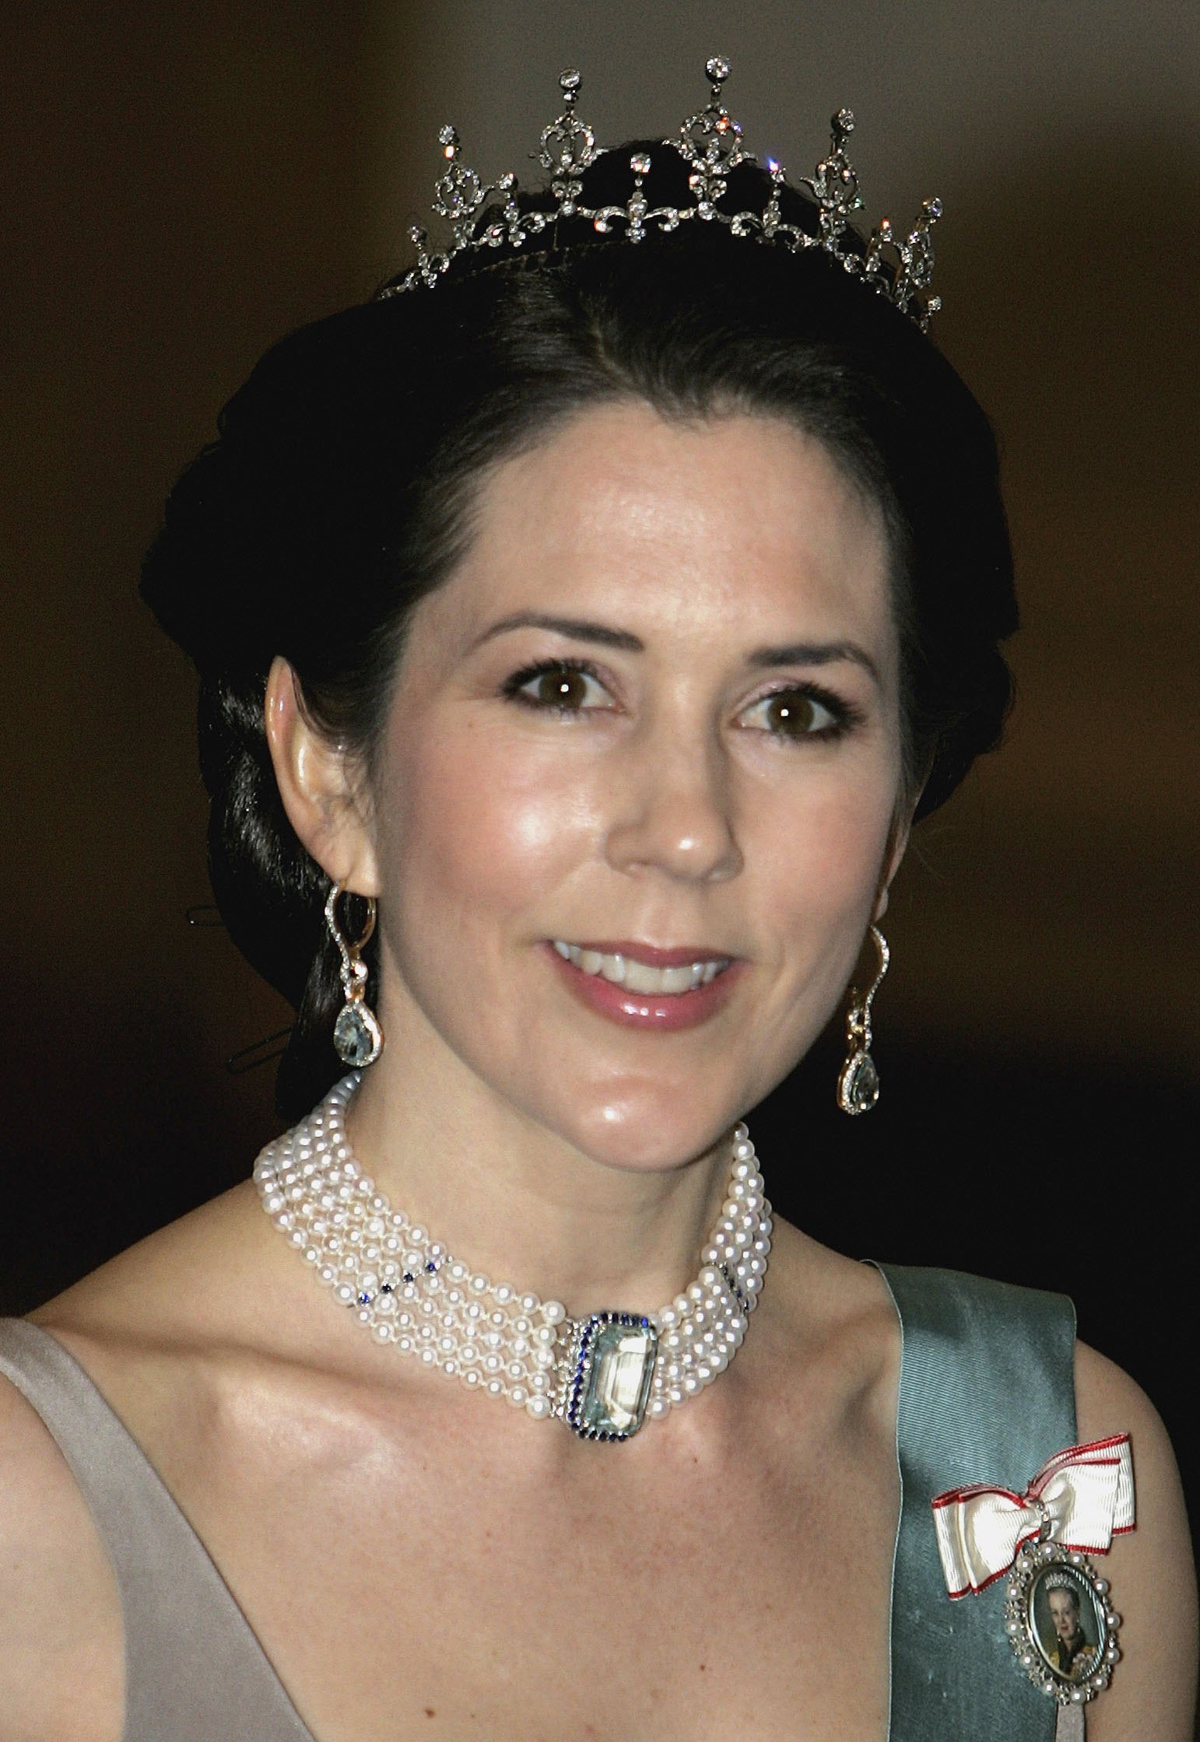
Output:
top-left (0, 1319), bottom-right (317, 1742)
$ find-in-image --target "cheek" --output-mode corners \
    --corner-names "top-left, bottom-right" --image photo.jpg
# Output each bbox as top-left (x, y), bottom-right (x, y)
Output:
top-left (740, 763), bottom-right (899, 1063)
top-left (373, 719), bottom-right (593, 941)
top-left (757, 771), bottom-right (897, 925)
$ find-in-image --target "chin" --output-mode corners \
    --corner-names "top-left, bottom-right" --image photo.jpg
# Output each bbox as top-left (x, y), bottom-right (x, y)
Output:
top-left (558, 1082), bottom-right (745, 1173)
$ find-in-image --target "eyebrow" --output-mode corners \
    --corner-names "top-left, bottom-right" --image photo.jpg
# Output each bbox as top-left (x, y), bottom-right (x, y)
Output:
top-left (470, 611), bottom-right (644, 653)
top-left (746, 640), bottom-right (881, 686)
top-left (471, 611), bottom-right (880, 685)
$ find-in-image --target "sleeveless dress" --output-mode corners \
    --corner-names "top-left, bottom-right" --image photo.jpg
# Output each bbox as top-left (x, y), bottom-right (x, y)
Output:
top-left (0, 1264), bottom-right (1076, 1741)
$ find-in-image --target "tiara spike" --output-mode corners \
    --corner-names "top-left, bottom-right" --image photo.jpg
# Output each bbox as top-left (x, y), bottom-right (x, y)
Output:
top-left (537, 70), bottom-right (598, 222)
top-left (377, 60), bottom-right (943, 329)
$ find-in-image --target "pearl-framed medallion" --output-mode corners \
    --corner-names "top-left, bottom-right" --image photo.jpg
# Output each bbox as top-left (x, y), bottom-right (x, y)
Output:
top-left (1005, 1539), bottom-right (1122, 1708)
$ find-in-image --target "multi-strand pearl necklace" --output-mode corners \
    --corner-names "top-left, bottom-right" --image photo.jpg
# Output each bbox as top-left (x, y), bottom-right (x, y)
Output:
top-left (254, 1074), bottom-right (772, 1441)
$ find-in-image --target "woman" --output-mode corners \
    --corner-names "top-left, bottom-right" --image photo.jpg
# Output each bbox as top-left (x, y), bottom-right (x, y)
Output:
top-left (1, 65), bottom-right (1194, 1742)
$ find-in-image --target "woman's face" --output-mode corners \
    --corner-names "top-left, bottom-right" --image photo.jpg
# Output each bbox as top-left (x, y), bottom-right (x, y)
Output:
top-left (356, 400), bottom-right (906, 1170)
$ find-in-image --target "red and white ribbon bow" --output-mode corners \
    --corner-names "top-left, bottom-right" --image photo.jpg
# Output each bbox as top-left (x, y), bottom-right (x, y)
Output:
top-left (931, 1434), bottom-right (1136, 1598)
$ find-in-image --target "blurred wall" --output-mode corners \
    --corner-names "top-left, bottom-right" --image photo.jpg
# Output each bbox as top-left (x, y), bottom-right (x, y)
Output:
top-left (3, 3), bottom-right (1197, 1498)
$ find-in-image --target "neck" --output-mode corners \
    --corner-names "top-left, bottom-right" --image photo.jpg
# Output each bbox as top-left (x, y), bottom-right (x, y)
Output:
top-left (343, 1037), bottom-right (736, 1320)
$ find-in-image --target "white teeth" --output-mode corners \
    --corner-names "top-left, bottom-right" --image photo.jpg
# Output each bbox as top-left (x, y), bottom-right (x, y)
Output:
top-left (625, 959), bottom-right (689, 994)
top-left (552, 942), bottom-right (730, 996)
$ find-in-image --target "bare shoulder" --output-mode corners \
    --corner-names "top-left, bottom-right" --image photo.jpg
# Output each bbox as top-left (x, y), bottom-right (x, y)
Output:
top-left (758, 1220), bottom-right (900, 1444)
top-left (0, 1185), bottom-right (273, 1741)
top-left (0, 1363), bottom-right (123, 1742)
top-left (1074, 1341), bottom-right (1197, 1742)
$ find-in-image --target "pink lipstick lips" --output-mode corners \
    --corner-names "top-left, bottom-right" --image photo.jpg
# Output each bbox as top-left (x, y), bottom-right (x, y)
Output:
top-left (544, 939), bottom-right (741, 1031)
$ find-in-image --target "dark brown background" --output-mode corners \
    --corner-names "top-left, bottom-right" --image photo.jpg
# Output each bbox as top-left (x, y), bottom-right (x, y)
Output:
top-left (3, 4), bottom-right (1197, 1521)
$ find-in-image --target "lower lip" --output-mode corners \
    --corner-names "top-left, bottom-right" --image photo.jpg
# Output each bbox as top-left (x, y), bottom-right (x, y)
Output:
top-left (545, 945), bottom-right (742, 1031)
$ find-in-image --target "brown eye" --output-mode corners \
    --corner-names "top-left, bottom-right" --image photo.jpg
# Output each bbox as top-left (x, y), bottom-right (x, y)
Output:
top-left (763, 691), bottom-right (817, 736)
top-left (534, 668), bottom-right (590, 708)
top-left (739, 687), bottom-right (843, 739)
top-left (508, 661), bottom-right (611, 712)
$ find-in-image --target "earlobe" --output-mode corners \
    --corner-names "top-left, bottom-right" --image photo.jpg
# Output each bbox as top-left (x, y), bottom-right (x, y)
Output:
top-left (264, 656), bottom-right (380, 895)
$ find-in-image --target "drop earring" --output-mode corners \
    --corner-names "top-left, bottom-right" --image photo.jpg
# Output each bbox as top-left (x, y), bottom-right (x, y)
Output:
top-left (325, 882), bottom-right (384, 1068)
top-left (836, 925), bottom-right (889, 1115)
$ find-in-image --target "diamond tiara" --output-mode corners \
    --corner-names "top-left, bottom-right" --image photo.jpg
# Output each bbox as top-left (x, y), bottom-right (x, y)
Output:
top-left (378, 57), bottom-right (943, 331)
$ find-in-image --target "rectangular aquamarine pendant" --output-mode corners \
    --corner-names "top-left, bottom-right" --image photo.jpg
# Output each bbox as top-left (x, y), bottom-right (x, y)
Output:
top-left (563, 1312), bottom-right (659, 1441)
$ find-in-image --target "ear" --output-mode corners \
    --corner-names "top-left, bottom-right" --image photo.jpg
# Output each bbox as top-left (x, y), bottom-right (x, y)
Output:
top-left (264, 656), bottom-right (381, 896)
top-left (873, 805), bottom-right (915, 923)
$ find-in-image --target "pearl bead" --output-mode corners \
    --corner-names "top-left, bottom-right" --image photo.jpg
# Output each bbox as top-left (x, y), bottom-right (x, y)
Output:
top-left (255, 1074), bottom-right (770, 1437)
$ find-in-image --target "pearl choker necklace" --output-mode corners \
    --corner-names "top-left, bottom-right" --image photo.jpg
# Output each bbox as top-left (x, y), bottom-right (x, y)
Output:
top-left (254, 1074), bottom-right (772, 1441)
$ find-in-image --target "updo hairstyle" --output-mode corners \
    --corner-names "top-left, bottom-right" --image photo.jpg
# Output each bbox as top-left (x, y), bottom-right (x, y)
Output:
top-left (141, 145), bottom-right (1016, 1119)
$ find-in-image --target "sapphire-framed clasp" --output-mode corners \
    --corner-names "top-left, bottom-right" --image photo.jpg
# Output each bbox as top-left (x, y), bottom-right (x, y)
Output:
top-left (564, 1311), bottom-right (659, 1441)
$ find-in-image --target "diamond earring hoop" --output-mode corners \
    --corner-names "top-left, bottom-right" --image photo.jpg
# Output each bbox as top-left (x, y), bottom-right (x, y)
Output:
top-left (836, 925), bottom-right (889, 1115)
top-left (325, 883), bottom-right (384, 1068)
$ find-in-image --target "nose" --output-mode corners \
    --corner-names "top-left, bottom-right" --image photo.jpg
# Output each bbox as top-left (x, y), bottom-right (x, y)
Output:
top-left (603, 727), bottom-right (743, 885)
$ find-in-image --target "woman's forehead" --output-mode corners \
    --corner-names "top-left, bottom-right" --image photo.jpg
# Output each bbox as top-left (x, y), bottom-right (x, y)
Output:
top-left (423, 400), bottom-right (894, 656)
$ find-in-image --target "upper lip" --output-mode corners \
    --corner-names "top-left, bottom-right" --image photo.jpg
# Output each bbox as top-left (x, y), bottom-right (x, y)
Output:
top-left (549, 939), bottom-right (736, 967)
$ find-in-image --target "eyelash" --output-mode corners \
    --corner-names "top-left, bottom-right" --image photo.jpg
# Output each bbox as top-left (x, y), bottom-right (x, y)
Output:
top-left (502, 657), bottom-right (612, 715)
top-left (501, 657), bottom-right (863, 741)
